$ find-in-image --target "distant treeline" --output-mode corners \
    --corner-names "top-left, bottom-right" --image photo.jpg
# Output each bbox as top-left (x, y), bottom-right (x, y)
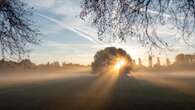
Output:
top-left (0, 59), bottom-right (89, 73)
top-left (1, 53), bottom-right (195, 74)
top-left (134, 53), bottom-right (195, 72)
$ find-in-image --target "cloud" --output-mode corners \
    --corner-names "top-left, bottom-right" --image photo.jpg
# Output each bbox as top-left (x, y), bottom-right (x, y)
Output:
top-left (36, 13), bottom-right (101, 44)
top-left (30, 0), bottom-right (109, 44)
top-left (26, 0), bottom-right (56, 8)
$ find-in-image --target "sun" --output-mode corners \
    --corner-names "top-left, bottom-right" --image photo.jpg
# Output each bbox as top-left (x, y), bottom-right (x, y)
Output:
top-left (114, 58), bottom-right (126, 70)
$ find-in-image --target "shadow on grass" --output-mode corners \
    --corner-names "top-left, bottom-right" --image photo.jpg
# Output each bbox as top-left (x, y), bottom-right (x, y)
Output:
top-left (0, 75), bottom-right (195, 110)
top-left (106, 76), bottom-right (195, 110)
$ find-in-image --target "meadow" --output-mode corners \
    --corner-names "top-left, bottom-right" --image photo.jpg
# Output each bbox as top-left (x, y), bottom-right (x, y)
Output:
top-left (0, 71), bottom-right (195, 110)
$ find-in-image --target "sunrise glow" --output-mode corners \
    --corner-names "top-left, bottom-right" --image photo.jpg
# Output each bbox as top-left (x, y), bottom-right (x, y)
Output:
top-left (114, 58), bottom-right (126, 70)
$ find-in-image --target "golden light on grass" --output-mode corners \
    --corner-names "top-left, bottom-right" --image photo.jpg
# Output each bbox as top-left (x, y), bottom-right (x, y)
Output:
top-left (72, 56), bottom-right (131, 109)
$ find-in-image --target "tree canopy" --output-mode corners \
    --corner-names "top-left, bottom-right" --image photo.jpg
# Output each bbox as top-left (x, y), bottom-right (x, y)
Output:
top-left (80, 0), bottom-right (195, 49)
top-left (92, 47), bottom-right (132, 74)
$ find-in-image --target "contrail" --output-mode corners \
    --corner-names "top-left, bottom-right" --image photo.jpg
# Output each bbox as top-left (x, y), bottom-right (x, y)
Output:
top-left (36, 13), bottom-right (100, 44)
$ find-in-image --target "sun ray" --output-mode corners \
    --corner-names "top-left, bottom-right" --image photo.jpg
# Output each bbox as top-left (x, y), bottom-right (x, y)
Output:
top-left (114, 58), bottom-right (126, 70)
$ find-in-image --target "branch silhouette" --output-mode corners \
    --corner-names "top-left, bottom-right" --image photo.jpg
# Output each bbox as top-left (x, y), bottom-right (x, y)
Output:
top-left (0, 0), bottom-right (39, 59)
top-left (81, 0), bottom-right (195, 49)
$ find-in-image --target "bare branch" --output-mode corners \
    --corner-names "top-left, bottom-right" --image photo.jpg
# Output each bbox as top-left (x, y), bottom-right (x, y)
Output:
top-left (0, 0), bottom-right (39, 59)
top-left (80, 0), bottom-right (195, 49)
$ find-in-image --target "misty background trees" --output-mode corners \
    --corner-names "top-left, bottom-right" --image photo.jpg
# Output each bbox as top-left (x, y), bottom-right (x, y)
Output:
top-left (80, 0), bottom-right (195, 49)
top-left (175, 53), bottom-right (195, 64)
top-left (0, 0), bottom-right (39, 59)
top-left (0, 58), bottom-right (88, 74)
top-left (0, 52), bottom-right (194, 73)
top-left (134, 53), bottom-right (195, 72)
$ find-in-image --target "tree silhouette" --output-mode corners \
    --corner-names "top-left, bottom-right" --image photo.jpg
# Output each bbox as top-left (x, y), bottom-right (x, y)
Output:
top-left (0, 0), bottom-right (39, 59)
top-left (176, 53), bottom-right (195, 64)
top-left (81, 0), bottom-right (195, 48)
top-left (92, 47), bottom-right (132, 75)
top-left (166, 58), bottom-right (171, 66)
top-left (176, 53), bottom-right (186, 64)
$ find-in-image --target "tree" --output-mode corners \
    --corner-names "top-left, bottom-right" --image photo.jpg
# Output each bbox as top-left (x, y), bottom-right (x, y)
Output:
top-left (92, 47), bottom-right (132, 75)
top-left (19, 59), bottom-right (35, 69)
top-left (157, 57), bottom-right (161, 66)
top-left (51, 61), bottom-right (60, 68)
top-left (176, 53), bottom-right (185, 64)
top-left (0, 0), bottom-right (39, 59)
top-left (185, 54), bottom-right (193, 63)
top-left (138, 58), bottom-right (142, 66)
top-left (80, 0), bottom-right (195, 49)
top-left (148, 55), bottom-right (153, 67)
top-left (166, 58), bottom-right (171, 66)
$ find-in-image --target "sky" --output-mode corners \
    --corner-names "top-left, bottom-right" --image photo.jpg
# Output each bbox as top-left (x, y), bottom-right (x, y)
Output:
top-left (25, 0), bottom-right (195, 65)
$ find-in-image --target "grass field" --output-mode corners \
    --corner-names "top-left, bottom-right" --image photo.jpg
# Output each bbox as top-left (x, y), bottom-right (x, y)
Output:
top-left (0, 72), bottom-right (195, 110)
